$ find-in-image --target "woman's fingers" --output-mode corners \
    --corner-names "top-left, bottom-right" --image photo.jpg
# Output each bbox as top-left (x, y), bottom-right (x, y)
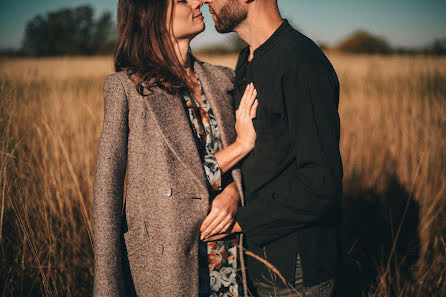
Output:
top-left (200, 210), bottom-right (216, 235)
top-left (202, 233), bottom-right (228, 242)
top-left (201, 211), bottom-right (227, 239)
top-left (245, 88), bottom-right (257, 117)
top-left (239, 83), bottom-right (258, 118)
top-left (239, 83), bottom-right (253, 113)
top-left (220, 220), bottom-right (234, 233)
top-left (250, 99), bottom-right (259, 119)
top-left (206, 216), bottom-right (232, 239)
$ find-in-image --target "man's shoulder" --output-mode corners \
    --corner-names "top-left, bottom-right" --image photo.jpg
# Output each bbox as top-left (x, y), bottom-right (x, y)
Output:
top-left (281, 27), bottom-right (327, 64)
top-left (279, 28), bottom-right (337, 78)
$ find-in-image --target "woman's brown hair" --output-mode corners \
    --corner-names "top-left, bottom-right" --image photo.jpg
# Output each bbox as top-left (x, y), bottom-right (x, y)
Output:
top-left (114, 0), bottom-right (187, 95)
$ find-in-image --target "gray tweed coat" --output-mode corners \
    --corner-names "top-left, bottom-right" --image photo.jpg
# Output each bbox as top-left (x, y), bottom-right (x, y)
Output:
top-left (93, 59), bottom-right (247, 297)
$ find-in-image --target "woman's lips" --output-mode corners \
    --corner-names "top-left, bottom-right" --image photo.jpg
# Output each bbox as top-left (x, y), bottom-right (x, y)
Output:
top-left (194, 13), bottom-right (204, 19)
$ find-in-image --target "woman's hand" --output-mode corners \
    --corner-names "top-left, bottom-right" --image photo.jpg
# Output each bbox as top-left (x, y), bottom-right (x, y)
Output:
top-left (235, 83), bottom-right (258, 154)
top-left (200, 182), bottom-right (240, 240)
top-left (202, 221), bottom-right (242, 242)
top-left (212, 83), bottom-right (258, 174)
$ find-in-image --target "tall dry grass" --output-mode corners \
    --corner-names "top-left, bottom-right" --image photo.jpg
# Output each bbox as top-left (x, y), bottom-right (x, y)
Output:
top-left (0, 53), bottom-right (445, 296)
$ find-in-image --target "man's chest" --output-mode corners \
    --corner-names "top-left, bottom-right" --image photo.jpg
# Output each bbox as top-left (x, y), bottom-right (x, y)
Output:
top-left (235, 63), bottom-right (288, 132)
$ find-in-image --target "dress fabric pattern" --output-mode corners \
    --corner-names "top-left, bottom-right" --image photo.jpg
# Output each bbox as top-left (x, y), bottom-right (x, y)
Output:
top-left (181, 77), bottom-right (240, 297)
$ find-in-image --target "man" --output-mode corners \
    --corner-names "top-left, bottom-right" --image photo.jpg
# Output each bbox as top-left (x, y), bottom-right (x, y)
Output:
top-left (201, 0), bottom-right (343, 296)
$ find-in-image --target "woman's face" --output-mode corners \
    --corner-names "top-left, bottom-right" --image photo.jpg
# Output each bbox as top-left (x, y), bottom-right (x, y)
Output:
top-left (168, 0), bottom-right (205, 41)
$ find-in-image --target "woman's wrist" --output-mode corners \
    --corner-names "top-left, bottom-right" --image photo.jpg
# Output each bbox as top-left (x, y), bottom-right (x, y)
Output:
top-left (235, 137), bottom-right (254, 156)
top-left (225, 181), bottom-right (240, 204)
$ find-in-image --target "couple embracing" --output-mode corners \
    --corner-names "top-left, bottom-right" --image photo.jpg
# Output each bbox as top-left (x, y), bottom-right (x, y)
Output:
top-left (93, 0), bottom-right (343, 296)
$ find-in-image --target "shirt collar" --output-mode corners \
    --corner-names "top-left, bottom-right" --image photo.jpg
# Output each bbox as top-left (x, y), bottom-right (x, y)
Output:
top-left (236, 19), bottom-right (291, 74)
top-left (253, 19), bottom-right (290, 57)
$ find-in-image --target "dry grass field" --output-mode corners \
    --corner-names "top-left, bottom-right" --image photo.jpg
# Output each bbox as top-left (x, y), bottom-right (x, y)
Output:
top-left (1, 53), bottom-right (445, 296)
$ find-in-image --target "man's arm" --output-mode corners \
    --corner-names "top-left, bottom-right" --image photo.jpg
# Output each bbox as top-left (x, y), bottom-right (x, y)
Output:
top-left (235, 62), bottom-right (343, 246)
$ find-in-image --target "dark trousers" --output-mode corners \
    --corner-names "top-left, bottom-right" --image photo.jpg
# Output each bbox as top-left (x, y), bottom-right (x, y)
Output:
top-left (252, 253), bottom-right (335, 297)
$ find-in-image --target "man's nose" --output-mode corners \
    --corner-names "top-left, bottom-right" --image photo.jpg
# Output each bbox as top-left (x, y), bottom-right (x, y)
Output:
top-left (191, 0), bottom-right (204, 9)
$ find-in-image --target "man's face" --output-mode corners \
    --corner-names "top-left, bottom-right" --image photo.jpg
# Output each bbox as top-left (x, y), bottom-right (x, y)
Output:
top-left (205, 0), bottom-right (247, 33)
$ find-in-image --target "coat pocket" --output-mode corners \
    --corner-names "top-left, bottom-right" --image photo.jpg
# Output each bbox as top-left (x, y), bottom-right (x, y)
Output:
top-left (123, 221), bottom-right (150, 256)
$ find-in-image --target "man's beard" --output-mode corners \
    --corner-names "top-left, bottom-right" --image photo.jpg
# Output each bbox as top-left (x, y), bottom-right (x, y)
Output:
top-left (214, 0), bottom-right (247, 33)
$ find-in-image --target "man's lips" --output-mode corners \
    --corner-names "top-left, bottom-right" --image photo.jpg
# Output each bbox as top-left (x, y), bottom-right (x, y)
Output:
top-left (193, 13), bottom-right (204, 18)
top-left (209, 8), bottom-right (217, 20)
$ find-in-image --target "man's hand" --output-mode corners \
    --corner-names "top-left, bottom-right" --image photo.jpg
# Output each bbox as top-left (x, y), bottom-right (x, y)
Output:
top-left (202, 221), bottom-right (243, 242)
top-left (200, 181), bottom-right (240, 240)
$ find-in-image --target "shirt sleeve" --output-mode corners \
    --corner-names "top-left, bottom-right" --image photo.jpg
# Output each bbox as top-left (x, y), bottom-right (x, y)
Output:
top-left (236, 62), bottom-right (343, 246)
top-left (204, 153), bottom-right (222, 191)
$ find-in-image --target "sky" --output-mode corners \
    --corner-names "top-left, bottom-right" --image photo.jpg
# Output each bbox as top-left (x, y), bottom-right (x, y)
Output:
top-left (0, 0), bottom-right (445, 50)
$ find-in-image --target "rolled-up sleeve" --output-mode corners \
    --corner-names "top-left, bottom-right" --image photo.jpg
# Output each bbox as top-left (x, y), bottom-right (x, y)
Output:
top-left (204, 153), bottom-right (222, 191)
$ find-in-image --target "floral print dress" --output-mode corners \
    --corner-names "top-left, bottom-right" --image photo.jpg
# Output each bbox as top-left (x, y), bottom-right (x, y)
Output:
top-left (181, 76), bottom-right (240, 297)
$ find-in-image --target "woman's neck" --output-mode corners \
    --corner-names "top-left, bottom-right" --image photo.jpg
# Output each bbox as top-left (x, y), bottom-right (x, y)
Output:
top-left (172, 38), bottom-right (192, 70)
top-left (171, 37), bottom-right (199, 91)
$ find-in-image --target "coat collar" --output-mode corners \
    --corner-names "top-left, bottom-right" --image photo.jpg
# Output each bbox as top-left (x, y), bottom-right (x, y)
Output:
top-left (142, 57), bottom-right (234, 193)
top-left (192, 57), bottom-right (235, 148)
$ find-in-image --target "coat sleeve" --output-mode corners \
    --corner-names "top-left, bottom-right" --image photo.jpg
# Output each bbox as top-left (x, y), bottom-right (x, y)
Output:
top-left (236, 62), bottom-right (343, 246)
top-left (93, 74), bottom-right (129, 297)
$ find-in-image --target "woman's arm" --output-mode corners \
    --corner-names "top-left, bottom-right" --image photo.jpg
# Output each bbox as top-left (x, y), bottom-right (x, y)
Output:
top-left (214, 83), bottom-right (258, 173)
top-left (93, 74), bottom-right (128, 297)
top-left (200, 83), bottom-right (257, 240)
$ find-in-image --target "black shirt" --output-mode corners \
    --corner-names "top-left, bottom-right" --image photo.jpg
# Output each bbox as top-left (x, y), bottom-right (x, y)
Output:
top-left (234, 20), bottom-right (343, 286)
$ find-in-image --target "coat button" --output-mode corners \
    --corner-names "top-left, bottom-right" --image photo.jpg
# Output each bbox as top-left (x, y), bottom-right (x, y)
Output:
top-left (165, 187), bottom-right (172, 197)
top-left (156, 244), bottom-right (164, 254)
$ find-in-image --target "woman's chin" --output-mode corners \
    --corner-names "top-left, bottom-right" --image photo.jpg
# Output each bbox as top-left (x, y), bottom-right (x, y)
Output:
top-left (191, 25), bottom-right (206, 39)
top-left (177, 24), bottom-right (206, 42)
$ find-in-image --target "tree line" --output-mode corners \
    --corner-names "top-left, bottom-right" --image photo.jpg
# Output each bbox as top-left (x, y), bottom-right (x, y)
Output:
top-left (2, 5), bottom-right (445, 56)
top-left (20, 5), bottom-right (115, 56)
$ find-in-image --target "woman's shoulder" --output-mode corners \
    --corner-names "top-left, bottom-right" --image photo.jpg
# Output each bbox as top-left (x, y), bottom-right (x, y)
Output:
top-left (205, 63), bottom-right (235, 81)
top-left (103, 71), bottom-right (143, 100)
top-left (104, 71), bottom-right (132, 89)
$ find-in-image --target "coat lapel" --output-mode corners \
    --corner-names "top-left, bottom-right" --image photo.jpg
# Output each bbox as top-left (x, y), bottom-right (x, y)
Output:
top-left (193, 60), bottom-right (236, 149)
top-left (141, 59), bottom-right (235, 194)
top-left (143, 87), bottom-right (208, 193)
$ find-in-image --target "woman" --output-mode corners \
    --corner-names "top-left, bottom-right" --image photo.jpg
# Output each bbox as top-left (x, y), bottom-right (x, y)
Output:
top-left (92, 0), bottom-right (257, 296)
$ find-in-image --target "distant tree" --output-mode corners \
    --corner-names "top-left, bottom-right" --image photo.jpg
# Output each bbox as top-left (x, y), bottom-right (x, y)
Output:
top-left (194, 34), bottom-right (248, 55)
top-left (90, 12), bottom-right (114, 54)
top-left (336, 30), bottom-right (393, 54)
top-left (23, 15), bottom-right (50, 56)
top-left (22, 5), bottom-right (114, 56)
top-left (424, 38), bottom-right (446, 55)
